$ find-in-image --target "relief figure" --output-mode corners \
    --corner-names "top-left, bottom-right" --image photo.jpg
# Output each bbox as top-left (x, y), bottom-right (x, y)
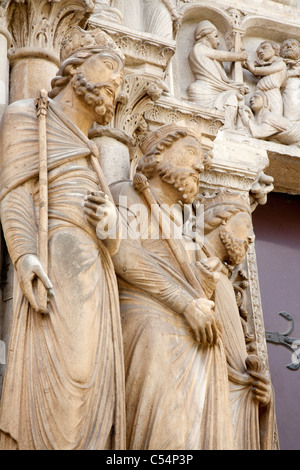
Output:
top-left (280, 38), bottom-right (300, 121)
top-left (187, 21), bottom-right (248, 129)
top-left (239, 90), bottom-right (300, 146)
top-left (242, 41), bottom-right (287, 116)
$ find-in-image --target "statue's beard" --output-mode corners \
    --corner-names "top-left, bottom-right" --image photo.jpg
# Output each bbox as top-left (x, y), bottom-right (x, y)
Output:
top-left (281, 49), bottom-right (300, 60)
top-left (71, 72), bottom-right (115, 125)
top-left (157, 161), bottom-right (199, 204)
top-left (219, 224), bottom-right (249, 266)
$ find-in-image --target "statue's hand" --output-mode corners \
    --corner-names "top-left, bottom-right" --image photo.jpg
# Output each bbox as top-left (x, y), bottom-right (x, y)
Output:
top-left (84, 191), bottom-right (119, 240)
top-left (239, 50), bottom-right (248, 62)
top-left (242, 60), bottom-right (255, 74)
top-left (248, 370), bottom-right (272, 407)
top-left (183, 298), bottom-right (220, 345)
top-left (16, 254), bottom-right (53, 312)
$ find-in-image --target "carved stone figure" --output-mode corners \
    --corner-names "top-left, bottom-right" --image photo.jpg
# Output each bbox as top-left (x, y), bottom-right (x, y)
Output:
top-left (200, 189), bottom-right (277, 449)
top-left (280, 38), bottom-right (300, 121)
top-left (243, 41), bottom-right (287, 116)
top-left (143, 0), bottom-right (180, 39)
top-left (187, 21), bottom-right (248, 129)
top-left (0, 27), bottom-right (126, 450)
top-left (239, 90), bottom-right (300, 146)
top-left (85, 123), bottom-right (237, 450)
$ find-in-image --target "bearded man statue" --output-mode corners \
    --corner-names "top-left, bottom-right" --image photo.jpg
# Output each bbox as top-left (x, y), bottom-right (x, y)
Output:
top-left (200, 189), bottom-right (278, 450)
top-left (0, 27), bottom-right (125, 450)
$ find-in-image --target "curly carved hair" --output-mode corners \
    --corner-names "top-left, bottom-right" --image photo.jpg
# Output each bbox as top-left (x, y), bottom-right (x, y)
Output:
top-left (202, 204), bottom-right (247, 235)
top-left (49, 47), bottom-right (124, 99)
top-left (48, 50), bottom-right (98, 99)
top-left (137, 130), bottom-right (212, 179)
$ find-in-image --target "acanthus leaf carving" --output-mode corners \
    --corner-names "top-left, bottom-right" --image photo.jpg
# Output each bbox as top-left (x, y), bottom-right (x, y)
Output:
top-left (6, 0), bottom-right (95, 56)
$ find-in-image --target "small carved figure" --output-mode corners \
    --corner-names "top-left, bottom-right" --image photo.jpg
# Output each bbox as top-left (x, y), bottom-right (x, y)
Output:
top-left (200, 189), bottom-right (277, 449)
top-left (0, 27), bottom-right (125, 450)
top-left (250, 171), bottom-right (274, 211)
top-left (85, 123), bottom-right (236, 449)
top-left (280, 38), bottom-right (300, 121)
top-left (187, 20), bottom-right (248, 129)
top-left (243, 40), bottom-right (287, 116)
top-left (239, 90), bottom-right (300, 146)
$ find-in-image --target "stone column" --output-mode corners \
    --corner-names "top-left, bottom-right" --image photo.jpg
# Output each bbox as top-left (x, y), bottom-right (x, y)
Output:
top-left (0, 4), bottom-right (12, 395)
top-left (89, 126), bottom-right (134, 184)
top-left (0, 10), bottom-right (11, 116)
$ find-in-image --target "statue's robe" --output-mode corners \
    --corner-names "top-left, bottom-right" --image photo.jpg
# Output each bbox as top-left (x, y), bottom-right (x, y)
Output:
top-left (110, 181), bottom-right (234, 450)
top-left (282, 66), bottom-right (300, 121)
top-left (253, 58), bottom-right (286, 116)
top-left (247, 108), bottom-right (300, 147)
top-left (187, 43), bottom-right (242, 109)
top-left (0, 98), bottom-right (125, 450)
top-left (203, 241), bottom-right (278, 450)
top-left (143, 0), bottom-right (174, 39)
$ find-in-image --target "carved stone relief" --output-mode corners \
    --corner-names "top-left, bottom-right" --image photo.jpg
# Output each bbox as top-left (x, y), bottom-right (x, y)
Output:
top-left (187, 20), bottom-right (248, 130)
top-left (0, 0), bottom-right (286, 452)
top-left (143, 0), bottom-right (180, 39)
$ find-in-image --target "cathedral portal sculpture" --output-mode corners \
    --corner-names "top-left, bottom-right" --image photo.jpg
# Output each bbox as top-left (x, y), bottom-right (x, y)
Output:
top-left (0, 27), bottom-right (126, 450)
top-left (187, 21), bottom-right (248, 129)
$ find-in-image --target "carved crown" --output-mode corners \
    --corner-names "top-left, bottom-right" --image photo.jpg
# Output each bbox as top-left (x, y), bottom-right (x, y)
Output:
top-left (198, 189), bottom-right (251, 214)
top-left (60, 26), bottom-right (124, 62)
top-left (139, 121), bottom-right (202, 156)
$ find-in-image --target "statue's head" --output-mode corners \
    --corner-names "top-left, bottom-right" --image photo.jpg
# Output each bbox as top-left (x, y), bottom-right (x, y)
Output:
top-left (280, 38), bottom-right (300, 61)
top-left (249, 91), bottom-right (270, 114)
top-left (194, 21), bottom-right (219, 49)
top-left (49, 27), bottom-right (125, 125)
top-left (200, 189), bottom-right (254, 266)
top-left (137, 123), bottom-right (211, 204)
top-left (256, 40), bottom-right (279, 62)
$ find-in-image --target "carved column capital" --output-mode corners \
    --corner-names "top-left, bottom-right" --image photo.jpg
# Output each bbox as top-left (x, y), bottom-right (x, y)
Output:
top-left (5, 0), bottom-right (95, 101)
top-left (6, 0), bottom-right (95, 60)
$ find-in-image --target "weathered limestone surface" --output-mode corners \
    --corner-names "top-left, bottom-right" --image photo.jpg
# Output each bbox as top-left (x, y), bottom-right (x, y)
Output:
top-left (2, 0), bottom-right (300, 450)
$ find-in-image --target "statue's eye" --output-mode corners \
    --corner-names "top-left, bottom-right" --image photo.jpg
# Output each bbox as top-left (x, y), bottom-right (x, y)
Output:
top-left (104, 61), bottom-right (114, 70)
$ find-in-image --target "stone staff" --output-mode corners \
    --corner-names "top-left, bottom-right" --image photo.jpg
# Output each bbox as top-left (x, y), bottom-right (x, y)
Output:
top-left (133, 172), bottom-right (205, 297)
top-left (35, 89), bottom-right (49, 314)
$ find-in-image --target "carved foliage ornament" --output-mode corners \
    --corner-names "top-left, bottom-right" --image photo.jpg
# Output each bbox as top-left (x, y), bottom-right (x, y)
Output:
top-left (6, 0), bottom-right (95, 55)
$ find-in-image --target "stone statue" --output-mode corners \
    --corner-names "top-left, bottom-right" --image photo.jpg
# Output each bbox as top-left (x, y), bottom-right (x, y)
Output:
top-left (85, 122), bottom-right (237, 450)
top-left (187, 20), bottom-right (248, 129)
top-left (200, 189), bottom-right (277, 449)
top-left (0, 27), bottom-right (126, 450)
top-left (238, 90), bottom-right (300, 146)
top-left (280, 38), bottom-right (300, 121)
top-left (143, 0), bottom-right (180, 39)
top-left (242, 40), bottom-right (287, 116)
